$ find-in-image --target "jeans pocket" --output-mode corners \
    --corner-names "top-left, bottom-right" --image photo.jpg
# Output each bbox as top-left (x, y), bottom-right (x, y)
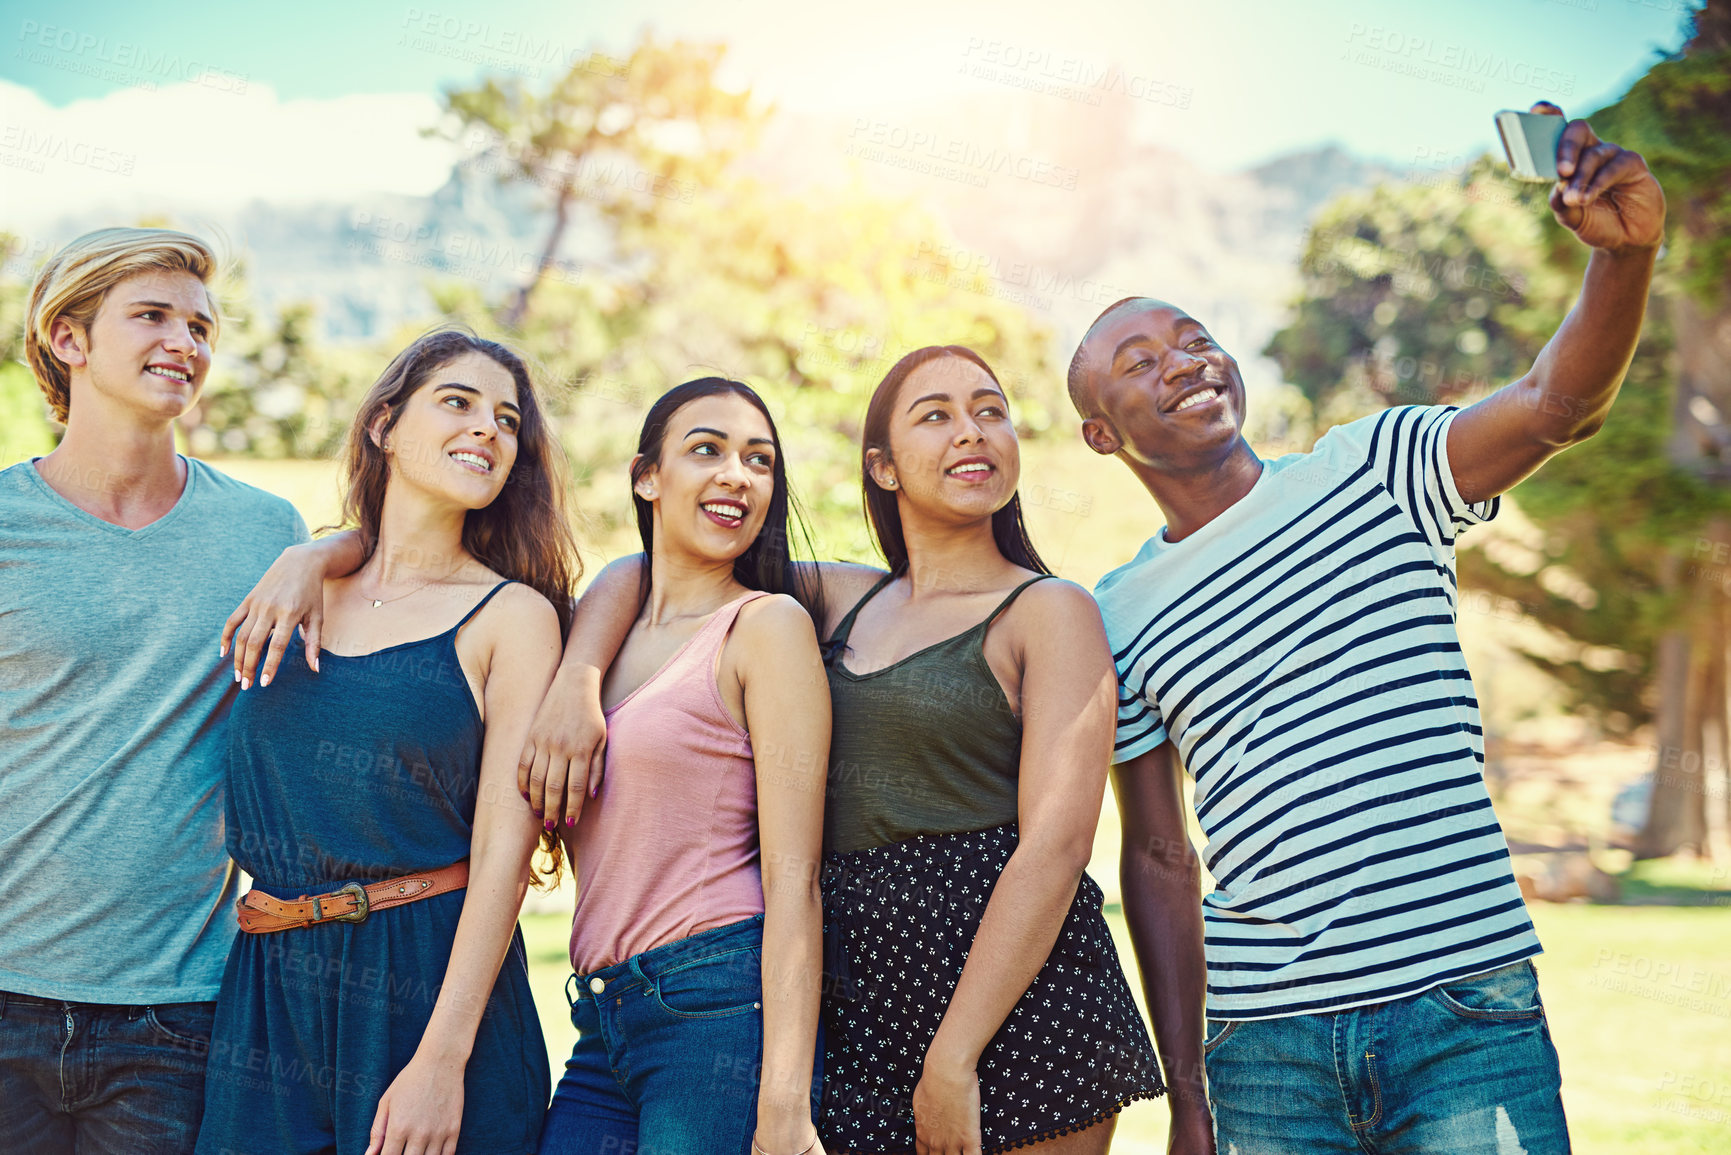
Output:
top-left (1428, 961), bottom-right (1545, 1021)
top-left (145, 1003), bottom-right (215, 1054)
top-left (1203, 1017), bottom-right (1242, 1055)
top-left (650, 948), bottom-right (763, 1020)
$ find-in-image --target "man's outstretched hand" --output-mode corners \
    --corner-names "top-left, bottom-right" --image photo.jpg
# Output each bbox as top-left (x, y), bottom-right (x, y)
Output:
top-left (1532, 102), bottom-right (1665, 253)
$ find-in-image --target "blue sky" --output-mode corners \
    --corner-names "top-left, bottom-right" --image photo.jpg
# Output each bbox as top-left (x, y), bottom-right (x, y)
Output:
top-left (3, 0), bottom-right (1697, 168)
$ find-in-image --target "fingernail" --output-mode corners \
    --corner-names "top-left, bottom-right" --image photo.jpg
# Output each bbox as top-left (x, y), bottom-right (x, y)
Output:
top-left (521, 790), bottom-right (530, 801)
top-left (311, 658), bottom-right (319, 673)
top-left (589, 784), bottom-right (598, 798)
top-left (565, 816), bottom-right (574, 827)
top-left (240, 677), bottom-right (251, 691)
top-left (543, 819), bottom-right (555, 832)
top-left (260, 674), bottom-right (271, 688)
top-left (232, 669), bottom-right (239, 684)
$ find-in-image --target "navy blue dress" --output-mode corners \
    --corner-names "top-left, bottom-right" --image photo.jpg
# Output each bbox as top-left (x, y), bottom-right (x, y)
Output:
top-left (196, 581), bottom-right (550, 1155)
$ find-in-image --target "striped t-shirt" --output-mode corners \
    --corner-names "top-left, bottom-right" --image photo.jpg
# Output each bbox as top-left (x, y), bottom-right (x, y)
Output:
top-left (1095, 405), bottom-right (1541, 1021)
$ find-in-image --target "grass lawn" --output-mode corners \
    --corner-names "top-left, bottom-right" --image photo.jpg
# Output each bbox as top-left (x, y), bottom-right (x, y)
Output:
top-left (519, 901), bottom-right (1731, 1154)
top-left (140, 460), bottom-right (1729, 1151)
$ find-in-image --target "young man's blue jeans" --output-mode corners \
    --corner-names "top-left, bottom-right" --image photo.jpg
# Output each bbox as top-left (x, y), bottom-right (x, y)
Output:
top-left (0, 991), bottom-right (214, 1154)
top-left (1204, 960), bottom-right (1570, 1154)
top-left (540, 915), bottom-right (821, 1155)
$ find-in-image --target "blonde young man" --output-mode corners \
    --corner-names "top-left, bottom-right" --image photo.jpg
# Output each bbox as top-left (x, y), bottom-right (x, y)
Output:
top-left (0, 228), bottom-right (342, 1153)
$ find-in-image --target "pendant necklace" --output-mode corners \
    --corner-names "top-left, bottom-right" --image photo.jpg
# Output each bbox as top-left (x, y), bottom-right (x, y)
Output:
top-left (365, 558), bottom-right (466, 608)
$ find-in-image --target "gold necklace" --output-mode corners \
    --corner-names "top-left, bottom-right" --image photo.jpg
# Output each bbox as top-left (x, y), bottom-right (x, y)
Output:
top-left (364, 558), bottom-right (467, 608)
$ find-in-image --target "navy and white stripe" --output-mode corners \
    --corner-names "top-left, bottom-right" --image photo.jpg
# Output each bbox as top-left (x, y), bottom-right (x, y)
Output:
top-left (1095, 406), bottom-right (1541, 1021)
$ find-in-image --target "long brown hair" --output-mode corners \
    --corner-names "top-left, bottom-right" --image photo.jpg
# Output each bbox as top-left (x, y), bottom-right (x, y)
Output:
top-left (339, 328), bottom-right (580, 885)
top-left (860, 345), bottom-right (1049, 577)
top-left (629, 377), bottom-right (824, 622)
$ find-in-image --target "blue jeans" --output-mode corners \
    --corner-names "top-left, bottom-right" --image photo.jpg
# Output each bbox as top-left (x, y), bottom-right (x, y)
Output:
top-left (0, 990), bottom-right (214, 1155)
top-left (540, 916), bottom-right (820, 1155)
top-left (1204, 960), bottom-right (1570, 1154)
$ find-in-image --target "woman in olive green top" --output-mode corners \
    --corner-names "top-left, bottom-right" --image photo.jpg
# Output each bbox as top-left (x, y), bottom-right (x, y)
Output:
top-left (523, 347), bottom-right (1172, 1155)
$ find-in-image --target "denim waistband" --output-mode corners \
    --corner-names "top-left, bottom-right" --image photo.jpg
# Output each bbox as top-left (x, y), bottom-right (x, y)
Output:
top-left (567, 915), bottom-right (764, 1005)
top-left (0, 990), bottom-right (210, 1013)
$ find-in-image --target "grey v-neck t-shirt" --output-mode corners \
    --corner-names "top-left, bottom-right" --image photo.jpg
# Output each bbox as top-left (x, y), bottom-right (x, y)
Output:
top-left (0, 456), bottom-right (307, 1002)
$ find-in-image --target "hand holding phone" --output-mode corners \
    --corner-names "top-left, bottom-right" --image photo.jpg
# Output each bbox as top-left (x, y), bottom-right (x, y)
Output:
top-left (1494, 103), bottom-right (1664, 252)
top-left (1495, 110), bottom-right (1566, 182)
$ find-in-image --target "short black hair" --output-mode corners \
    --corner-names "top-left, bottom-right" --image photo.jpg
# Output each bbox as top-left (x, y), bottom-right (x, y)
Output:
top-left (1066, 296), bottom-right (1151, 417)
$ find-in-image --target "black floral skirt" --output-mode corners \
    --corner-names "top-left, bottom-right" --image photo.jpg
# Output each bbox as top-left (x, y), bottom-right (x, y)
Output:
top-left (818, 823), bottom-right (1163, 1153)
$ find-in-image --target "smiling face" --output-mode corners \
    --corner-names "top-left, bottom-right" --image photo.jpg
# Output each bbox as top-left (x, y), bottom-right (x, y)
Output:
top-left (873, 354), bottom-right (1021, 525)
top-left (378, 350), bottom-right (522, 511)
top-left (50, 269), bottom-right (214, 422)
top-left (1077, 301), bottom-right (1247, 472)
top-left (634, 392), bottom-right (778, 564)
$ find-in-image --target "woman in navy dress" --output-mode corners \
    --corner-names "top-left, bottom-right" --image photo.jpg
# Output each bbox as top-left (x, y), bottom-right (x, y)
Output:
top-left (197, 330), bottom-right (579, 1155)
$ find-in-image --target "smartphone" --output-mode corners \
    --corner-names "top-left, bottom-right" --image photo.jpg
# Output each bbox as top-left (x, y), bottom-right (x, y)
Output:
top-left (1495, 111), bottom-right (1564, 182)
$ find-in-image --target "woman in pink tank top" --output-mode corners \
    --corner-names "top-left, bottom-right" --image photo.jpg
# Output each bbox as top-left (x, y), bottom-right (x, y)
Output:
top-left (534, 379), bottom-right (832, 1155)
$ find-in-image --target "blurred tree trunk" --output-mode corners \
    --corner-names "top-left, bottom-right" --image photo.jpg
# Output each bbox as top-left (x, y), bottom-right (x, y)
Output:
top-left (504, 174), bottom-right (574, 328)
top-left (1637, 295), bottom-right (1731, 858)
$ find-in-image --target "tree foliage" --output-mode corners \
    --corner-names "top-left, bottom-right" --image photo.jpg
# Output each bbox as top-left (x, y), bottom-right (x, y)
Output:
top-left (1264, 5), bottom-right (1731, 736)
top-left (434, 38), bottom-right (1063, 561)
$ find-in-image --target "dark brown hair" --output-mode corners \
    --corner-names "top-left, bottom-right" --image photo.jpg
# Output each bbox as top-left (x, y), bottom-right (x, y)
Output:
top-left (861, 346), bottom-right (1049, 577)
top-left (629, 377), bottom-right (824, 622)
top-left (339, 328), bottom-right (581, 885)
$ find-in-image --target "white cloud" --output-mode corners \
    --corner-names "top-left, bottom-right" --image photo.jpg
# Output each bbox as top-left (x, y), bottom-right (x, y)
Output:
top-left (0, 80), bottom-right (453, 229)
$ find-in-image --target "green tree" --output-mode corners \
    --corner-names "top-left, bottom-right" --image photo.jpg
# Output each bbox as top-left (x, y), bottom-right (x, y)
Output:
top-left (433, 36), bottom-right (760, 327)
top-left (182, 269), bottom-right (373, 460)
top-left (1265, 3), bottom-right (1731, 857)
top-left (428, 38), bottom-right (1064, 563)
top-left (1, 233), bottom-right (58, 468)
top-left (1586, 0), bottom-right (1731, 857)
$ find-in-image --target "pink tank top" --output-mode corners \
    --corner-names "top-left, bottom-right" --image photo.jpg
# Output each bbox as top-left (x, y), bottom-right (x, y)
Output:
top-left (568, 590), bottom-right (769, 972)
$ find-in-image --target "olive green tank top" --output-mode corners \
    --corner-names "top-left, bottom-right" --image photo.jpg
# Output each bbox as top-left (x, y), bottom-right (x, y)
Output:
top-left (823, 573), bottom-right (1052, 854)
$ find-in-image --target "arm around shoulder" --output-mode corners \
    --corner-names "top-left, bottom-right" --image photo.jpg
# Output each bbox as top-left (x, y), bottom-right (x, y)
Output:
top-left (520, 554), bottom-right (646, 826)
top-left (1015, 578), bottom-right (1117, 869)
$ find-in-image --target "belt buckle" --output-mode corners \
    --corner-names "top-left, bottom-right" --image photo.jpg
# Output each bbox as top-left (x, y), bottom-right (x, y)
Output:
top-left (315, 882), bottom-right (370, 924)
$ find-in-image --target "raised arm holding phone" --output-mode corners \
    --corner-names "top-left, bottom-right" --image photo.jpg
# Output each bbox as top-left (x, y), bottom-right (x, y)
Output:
top-left (1065, 103), bottom-right (1662, 1154)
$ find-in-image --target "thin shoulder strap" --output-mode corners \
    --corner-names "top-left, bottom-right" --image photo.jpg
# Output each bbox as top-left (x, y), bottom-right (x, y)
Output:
top-left (454, 580), bottom-right (517, 632)
top-left (703, 589), bottom-right (773, 642)
top-left (827, 572), bottom-right (897, 652)
top-left (982, 574), bottom-right (1055, 632)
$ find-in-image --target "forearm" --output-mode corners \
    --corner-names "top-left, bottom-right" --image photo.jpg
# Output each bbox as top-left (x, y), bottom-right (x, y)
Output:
top-left (1121, 852), bottom-right (1209, 1114)
top-left (301, 527), bottom-right (367, 576)
top-left (415, 822), bottom-right (537, 1061)
top-left (928, 838), bottom-right (1088, 1069)
top-left (1523, 244), bottom-right (1658, 441)
top-left (756, 881), bottom-right (824, 1130)
top-left (554, 554), bottom-right (643, 680)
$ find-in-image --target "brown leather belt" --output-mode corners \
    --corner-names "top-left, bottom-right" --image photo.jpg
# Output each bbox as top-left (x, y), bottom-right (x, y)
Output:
top-left (235, 860), bottom-right (469, 934)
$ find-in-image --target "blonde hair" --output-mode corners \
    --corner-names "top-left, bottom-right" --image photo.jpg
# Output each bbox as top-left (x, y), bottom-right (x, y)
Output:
top-left (24, 227), bottom-right (221, 423)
